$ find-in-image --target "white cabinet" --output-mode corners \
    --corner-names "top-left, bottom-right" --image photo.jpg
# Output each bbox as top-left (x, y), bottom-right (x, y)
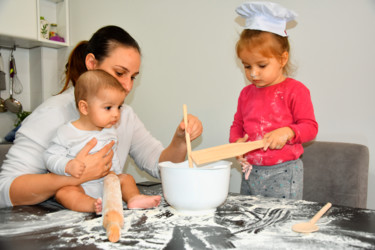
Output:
top-left (0, 1), bottom-right (37, 41)
top-left (0, 0), bottom-right (69, 49)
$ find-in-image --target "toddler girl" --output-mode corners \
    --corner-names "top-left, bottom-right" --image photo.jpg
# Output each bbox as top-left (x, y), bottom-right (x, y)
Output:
top-left (230, 2), bottom-right (318, 199)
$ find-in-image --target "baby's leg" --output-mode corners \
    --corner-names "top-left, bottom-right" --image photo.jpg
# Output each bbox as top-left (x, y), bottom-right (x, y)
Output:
top-left (55, 185), bottom-right (100, 213)
top-left (118, 174), bottom-right (161, 209)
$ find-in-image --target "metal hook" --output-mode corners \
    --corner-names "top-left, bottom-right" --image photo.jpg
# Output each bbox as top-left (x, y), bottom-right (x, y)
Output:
top-left (0, 44), bottom-right (17, 51)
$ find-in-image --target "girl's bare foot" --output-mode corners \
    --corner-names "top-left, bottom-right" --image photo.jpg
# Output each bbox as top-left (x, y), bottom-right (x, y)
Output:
top-left (95, 198), bottom-right (103, 215)
top-left (127, 195), bottom-right (161, 209)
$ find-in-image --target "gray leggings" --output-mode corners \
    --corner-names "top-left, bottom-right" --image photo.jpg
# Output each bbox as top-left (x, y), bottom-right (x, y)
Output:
top-left (240, 159), bottom-right (303, 200)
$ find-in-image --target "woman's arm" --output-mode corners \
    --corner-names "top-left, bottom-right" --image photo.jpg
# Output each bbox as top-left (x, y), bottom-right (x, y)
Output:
top-left (9, 138), bottom-right (113, 206)
top-left (3, 88), bottom-right (114, 207)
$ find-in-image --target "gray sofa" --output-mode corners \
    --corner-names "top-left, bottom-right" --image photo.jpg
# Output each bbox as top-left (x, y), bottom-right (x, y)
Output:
top-left (0, 141), bottom-right (369, 208)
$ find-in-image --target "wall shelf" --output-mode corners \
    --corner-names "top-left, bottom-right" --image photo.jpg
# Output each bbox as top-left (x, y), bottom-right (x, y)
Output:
top-left (37, 0), bottom-right (70, 47)
top-left (0, 0), bottom-right (69, 49)
top-left (0, 34), bottom-right (68, 50)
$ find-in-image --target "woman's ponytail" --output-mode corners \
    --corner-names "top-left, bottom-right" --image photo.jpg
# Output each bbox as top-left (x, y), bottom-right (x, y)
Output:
top-left (60, 41), bottom-right (89, 93)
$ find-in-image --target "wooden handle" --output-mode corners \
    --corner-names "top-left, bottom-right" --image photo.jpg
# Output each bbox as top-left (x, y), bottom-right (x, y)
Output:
top-left (102, 173), bottom-right (124, 242)
top-left (310, 202), bottom-right (332, 225)
top-left (183, 104), bottom-right (193, 168)
top-left (190, 139), bottom-right (265, 165)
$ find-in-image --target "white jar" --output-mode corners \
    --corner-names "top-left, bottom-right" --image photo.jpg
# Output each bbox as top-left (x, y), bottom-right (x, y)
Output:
top-left (40, 16), bottom-right (49, 40)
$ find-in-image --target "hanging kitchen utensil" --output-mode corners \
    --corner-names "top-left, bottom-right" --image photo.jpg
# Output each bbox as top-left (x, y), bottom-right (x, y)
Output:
top-left (10, 53), bottom-right (23, 94)
top-left (0, 52), bottom-right (7, 112)
top-left (5, 49), bottom-right (22, 113)
top-left (0, 52), bottom-right (6, 91)
top-left (4, 78), bottom-right (22, 113)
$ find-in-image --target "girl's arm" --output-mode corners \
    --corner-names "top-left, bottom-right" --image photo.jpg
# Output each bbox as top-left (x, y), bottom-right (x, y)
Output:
top-left (287, 85), bottom-right (318, 144)
top-left (230, 89), bottom-right (246, 143)
top-left (264, 83), bottom-right (318, 150)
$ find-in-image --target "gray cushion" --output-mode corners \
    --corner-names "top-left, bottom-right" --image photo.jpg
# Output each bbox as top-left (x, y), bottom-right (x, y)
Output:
top-left (301, 141), bottom-right (369, 208)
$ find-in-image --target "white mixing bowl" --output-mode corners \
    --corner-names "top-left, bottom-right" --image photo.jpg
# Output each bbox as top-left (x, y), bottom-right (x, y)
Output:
top-left (159, 160), bottom-right (232, 215)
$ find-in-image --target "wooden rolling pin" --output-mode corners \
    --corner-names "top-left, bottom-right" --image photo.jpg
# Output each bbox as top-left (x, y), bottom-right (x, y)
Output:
top-left (102, 172), bottom-right (124, 242)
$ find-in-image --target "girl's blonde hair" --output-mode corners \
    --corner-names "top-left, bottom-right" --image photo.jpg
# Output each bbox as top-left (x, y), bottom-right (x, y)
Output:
top-left (236, 30), bottom-right (295, 76)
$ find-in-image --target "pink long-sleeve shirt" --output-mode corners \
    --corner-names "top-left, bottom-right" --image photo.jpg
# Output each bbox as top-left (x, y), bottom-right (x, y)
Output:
top-left (230, 78), bottom-right (318, 166)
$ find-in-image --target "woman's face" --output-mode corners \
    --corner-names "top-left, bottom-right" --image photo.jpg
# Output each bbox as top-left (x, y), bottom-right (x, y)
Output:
top-left (94, 46), bottom-right (141, 96)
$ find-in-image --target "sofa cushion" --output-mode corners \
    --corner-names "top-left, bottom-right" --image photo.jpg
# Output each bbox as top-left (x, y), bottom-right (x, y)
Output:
top-left (301, 141), bottom-right (369, 208)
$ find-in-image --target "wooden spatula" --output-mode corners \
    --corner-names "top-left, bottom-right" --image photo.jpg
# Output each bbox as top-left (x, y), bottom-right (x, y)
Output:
top-left (190, 139), bottom-right (265, 165)
top-left (292, 202), bottom-right (332, 233)
top-left (183, 104), bottom-right (193, 168)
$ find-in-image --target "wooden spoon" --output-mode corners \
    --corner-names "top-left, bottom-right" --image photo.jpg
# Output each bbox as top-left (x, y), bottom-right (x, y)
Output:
top-left (292, 202), bottom-right (332, 233)
top-left (190, 140), bottom-right (265, 165)
top-left (183, 104), bottom-right (193, 168)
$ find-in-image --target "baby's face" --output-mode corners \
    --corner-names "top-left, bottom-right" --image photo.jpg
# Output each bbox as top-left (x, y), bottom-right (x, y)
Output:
top-left (86, 88), bottom-right (126, 129)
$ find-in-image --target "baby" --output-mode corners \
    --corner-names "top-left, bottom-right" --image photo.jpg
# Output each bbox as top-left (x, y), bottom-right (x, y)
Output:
top-left (44, 70), bottom-right (161, 213)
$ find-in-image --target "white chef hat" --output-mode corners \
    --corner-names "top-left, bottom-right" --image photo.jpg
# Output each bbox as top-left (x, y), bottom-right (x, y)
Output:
top-left (236, 2), bottom-right (297, 37)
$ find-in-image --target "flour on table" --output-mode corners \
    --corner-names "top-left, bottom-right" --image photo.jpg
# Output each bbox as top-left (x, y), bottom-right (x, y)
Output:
top-left (1, 190), bottom-right (374, 249)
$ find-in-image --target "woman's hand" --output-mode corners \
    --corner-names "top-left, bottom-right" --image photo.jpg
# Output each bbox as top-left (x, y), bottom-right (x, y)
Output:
top-left (177, 114), bottom-right (203, 141)
top-left (75, 138), bottom-right (114, 182)
top-left (263, 127), bottom-right (295, 150)
top-left (235, 134), bottom-right (252, 180)
top-left (159, 114), bottom-right (203, 163)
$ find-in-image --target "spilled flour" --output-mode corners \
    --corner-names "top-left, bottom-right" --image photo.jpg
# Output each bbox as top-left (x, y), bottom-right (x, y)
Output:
top-left (0, 185), bottom-right (374, 249)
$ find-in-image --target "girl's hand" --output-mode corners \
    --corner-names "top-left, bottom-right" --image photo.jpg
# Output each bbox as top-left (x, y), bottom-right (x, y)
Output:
top-left (263, 127), bottom-right (295, 150)
top-left (75, 138), bottom-right (114, 182)
top-left (178, 114), bottom-right (203, 141)
top-left (235, 134), bottom-right (252, 180)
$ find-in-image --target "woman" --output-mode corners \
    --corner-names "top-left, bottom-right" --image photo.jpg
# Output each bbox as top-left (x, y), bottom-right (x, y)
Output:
top-left (0, 25), bottom-right (203, 208)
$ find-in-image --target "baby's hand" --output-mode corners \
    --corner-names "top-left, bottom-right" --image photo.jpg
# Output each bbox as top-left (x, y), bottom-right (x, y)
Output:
top-left (65, 159), bottom-right (86, 178)
top-left (263, 127), bottom-right (295, 150)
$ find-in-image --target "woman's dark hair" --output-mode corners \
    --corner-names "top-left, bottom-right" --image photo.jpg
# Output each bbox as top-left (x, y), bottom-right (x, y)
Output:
top-left (60, 25), bottom-right (141, 93)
